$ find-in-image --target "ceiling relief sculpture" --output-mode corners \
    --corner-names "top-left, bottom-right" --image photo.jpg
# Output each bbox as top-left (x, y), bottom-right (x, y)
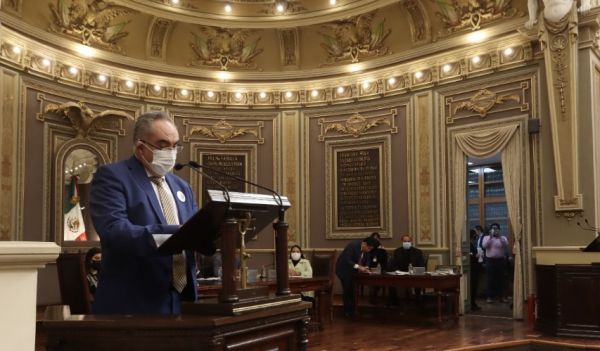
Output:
top-left (404, 0), bottom-right (430, 44)
top-left (190, 26), bottom-right (264, 70)
top-left (259, 1), bottom-right (307, 15)
top-left (48, 0), bottom-right (138, 53)
top-left (433, 0), bottom-right (521, 34)
top-left (319, 12), bottom-right (391, 65)
top-left (278, 28), bottom-right (299, 67)
top-left (148, 17), bottom-right (173, 61)
top-left (44, 101), bottom-right (134, 139)
top-left (318, 112), bottom-right (396, 141)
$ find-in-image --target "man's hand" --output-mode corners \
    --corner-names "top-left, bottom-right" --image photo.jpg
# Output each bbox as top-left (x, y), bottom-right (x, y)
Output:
top-left (357, 265), bottom-right (370, 273)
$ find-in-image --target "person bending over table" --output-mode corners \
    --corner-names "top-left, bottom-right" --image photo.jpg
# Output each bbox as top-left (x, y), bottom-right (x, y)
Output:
top-left (335, 236), bottom-right (379, 318)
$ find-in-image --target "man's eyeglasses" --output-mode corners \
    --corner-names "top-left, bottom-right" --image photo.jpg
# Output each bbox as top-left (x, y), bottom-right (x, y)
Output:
top-left (139, 139), bottom-right (184, 153)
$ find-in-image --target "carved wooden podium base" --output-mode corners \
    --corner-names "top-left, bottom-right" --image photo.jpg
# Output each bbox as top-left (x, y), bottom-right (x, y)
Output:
top-left (184, 287), bottom-right (302, 315)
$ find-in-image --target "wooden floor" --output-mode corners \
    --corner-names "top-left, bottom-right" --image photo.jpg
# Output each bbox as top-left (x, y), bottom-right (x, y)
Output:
top-left (307, 296), bottom-right (600, 351)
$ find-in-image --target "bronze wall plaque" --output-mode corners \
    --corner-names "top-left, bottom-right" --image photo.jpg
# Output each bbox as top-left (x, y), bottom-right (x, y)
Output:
top-left (200, 153), bottom-right (247, 205)
top-left (335, 148), bottom-right (381, 228)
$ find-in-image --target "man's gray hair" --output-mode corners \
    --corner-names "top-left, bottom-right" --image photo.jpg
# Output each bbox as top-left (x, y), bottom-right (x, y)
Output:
top-left (132, 111), bottom-right (173, 142)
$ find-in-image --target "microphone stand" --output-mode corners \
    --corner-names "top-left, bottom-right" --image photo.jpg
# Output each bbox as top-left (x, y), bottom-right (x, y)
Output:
top-left (175, 163), bottom-right (239, 303)
top-left (187, 160), bottom-right (290, 296)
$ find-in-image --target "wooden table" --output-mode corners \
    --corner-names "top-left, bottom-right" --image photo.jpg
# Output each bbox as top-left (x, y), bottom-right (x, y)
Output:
top-left (39, 302), bottom-right (311, 351)
top-left (354, 273), bottom-right (460, 327)
top-left (198, 277), bottom-right (331, 330)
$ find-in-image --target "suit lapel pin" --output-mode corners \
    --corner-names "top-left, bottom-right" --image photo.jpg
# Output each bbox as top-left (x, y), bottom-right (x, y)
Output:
top-left (177, 191), bottom-right (186, 202)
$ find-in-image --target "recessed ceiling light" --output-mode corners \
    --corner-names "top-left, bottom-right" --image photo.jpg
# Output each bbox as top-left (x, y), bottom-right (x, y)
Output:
top-left (259, 92), bottom-right (267, 99)
top-left (467, 31), bottom-right (486, 44)
top-left (442, 64), bottom-right (452, 73)
top-left (97, 74), bottom-right (107, 82)
top-left (235, 92), bottom-right (243, 99)
top-left (388, 77), bottom-right (396, 85)
top-left (337, 86), bottom-right (345, 94)
top-left (503, 47), bottom-right (514, 56)
top-left (207, 91), bottom-right (215, 98)
top-left (330, 0), bottom-right (337, 4)
top-left (68, 66), bottom-right (78, 75)
top-left (171, 0), bottom-right (180, 4)
top-left (153, 84), bottom-right (161, 92)
top-left (472, 56), bottom-right (481, 64)
top-left (362, 81), bottom-right (371, 89)
top-left (285, 91), bottom-right (293, 98)
top-left (414, 71), bottom-right (423, 79)
top-left (224, 4), bottom-right (232, 13)
top-left (311, 90), bottom-right (319, 97)
top-left (125, 80), bottom-right (134, 88)
top-left (217, 71), bottom-right (230, 81)
top-left (12, 46), bottom-right (21, 54)
top-left (276, 3), bottom-right (285, 13)
top-left (41, 58), bottom-right (51, 67)
top-left (180, 89), bottom-right (189, 96)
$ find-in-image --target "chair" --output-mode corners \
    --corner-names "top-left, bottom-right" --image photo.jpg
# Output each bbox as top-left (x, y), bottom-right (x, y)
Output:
top-left (310, 250), bottom-right (337, 324)
top-left (56, 252), bottom-right (92, 314)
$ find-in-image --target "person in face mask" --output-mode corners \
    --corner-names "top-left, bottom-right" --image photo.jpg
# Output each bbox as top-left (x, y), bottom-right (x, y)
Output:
top-left (387, 234), bottom-right (426, 306)
top-left (287, 245), bottom-right (314, 301)
top-left (85, 247), bottom-right (102, 297)
top-left (90, 111), bottom-right (210, 315)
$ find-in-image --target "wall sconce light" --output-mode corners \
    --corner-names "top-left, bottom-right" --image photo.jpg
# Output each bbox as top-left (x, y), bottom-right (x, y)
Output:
top-left (442, 64), bottom-right (452, 73)
top-left (207, 91), bottom-right (215, 98)
top-left (471, 56), bottom-right (481, 64)
top-left (180, 89), bottom-right (189, 96)
top-left (125, 80), bottom-right (134, 88)
top-left (311, 89), bottom-right (320, 98)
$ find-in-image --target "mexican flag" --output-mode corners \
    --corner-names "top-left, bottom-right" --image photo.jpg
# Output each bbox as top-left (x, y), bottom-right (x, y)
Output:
top-left (64, 176), bottom-right (87, 241)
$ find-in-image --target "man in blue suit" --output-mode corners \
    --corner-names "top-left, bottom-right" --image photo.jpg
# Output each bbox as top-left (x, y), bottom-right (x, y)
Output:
top-left (335, 236), bottom-right (379, 318)
top-left (90, 111), bottom-right (209, 315)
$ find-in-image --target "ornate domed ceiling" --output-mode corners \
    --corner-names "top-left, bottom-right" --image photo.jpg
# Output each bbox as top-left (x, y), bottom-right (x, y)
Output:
top-left (0, 1), bottom-right (534, 106)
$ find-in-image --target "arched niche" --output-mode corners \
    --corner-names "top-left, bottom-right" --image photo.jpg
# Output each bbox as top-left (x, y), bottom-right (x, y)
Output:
top-left (53, 139), bottom-right (110, 249)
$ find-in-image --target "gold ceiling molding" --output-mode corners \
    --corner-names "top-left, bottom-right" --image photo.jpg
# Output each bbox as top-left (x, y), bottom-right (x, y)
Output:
top-left (453, 89), bottom-right (521, 117)
top-left (110, 0), bottom-right (399, 28)
top-left (319, 11), bottom-right (391, 65)
top-left (190, 26), bottom-right (263, 70)
top-left (0, 23), bottom-right (534, 107)
top-left (318, 110), bottom-right (398, 141)
top-left (1, 0), bottom-right (21, 14)
top-left (44, 101), bottom-right (134, 139)
top-left (433, 0), bottom-right (523, 36)
top-left (48, 0), bottom-right (138, 53)
top-left (259, 1), bottom-right (307, 15)
top-left (187, 119), bottom-right (264, 144)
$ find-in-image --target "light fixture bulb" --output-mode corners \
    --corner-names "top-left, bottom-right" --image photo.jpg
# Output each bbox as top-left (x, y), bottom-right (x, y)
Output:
top-left (442, 64), bottom-right (452, 73)
top-left (12, 46), bottom-right (21, 54)
top-left (311, 90), bottom-right (319, 97)
top-left (330, 0), bottom-right (337, 4)
top-left (171, 0), bottom-right (180, 4)
top-left (41, 58), bottom-right (51, 67)
top-left (414, 71), bottom-right (423, 79)
top-left (125, 80), bottom-right (134, 88)
top-left (503, 47), bottom-right (514, 56)
top-left (180, 89), bottom-right (189, 96)
top-left (337, 86), bottom-right (345, 94)
top-left (235, 92), bottom-right (242, 99)
top-left (207, 91), bottom-right (215, 98)
top-left (285, 91), bottom-right (293, 98)
top-left (153, 84), bottom-right (161, 92)
top-left (68, 66), bottom-right (78, 75)
top-left (276, 3), bottom-right (285, 12)
top-left (472, 56), bottom-right (481, 64)
top-left (224, 4), bottom-right (232, 13)
top-left (362, 81), bottom-right (371, 89)
top-left (388, 77), bottom-right (396, 85)
top-left (97, 74), bottom-right (107, 82)
top-left (259, 92), bottom-right (267, 99)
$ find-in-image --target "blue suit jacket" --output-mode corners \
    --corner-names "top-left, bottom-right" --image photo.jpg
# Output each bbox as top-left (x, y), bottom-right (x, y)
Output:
top-left (335, 240), bottom-right (369, 281)
top-left (90, 156), bottom-right (199, 315)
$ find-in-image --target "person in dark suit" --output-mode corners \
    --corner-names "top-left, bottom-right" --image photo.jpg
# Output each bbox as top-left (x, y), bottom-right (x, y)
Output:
top-left (90, 111), bottom-right (212, 315)
top-left (469, 229), bottom-right (482, 311)
top-left (335, 236), bottom-right (380, 318)
top-left (388, 234), bottom-right (425, 306)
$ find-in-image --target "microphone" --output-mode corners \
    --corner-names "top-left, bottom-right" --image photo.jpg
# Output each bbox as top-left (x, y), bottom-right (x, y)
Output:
top-left (174, 163), bottom-right (231, 207)
top-left (188, 160), bottom-right (286, 222)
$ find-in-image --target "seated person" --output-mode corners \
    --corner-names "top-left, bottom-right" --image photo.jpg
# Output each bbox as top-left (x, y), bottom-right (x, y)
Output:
top-left (84, 247), bottom-right (102, 297)
top-left (388, 234), bottom-right (425, 305)
top-left (288, 245), bottom-right (314, 302)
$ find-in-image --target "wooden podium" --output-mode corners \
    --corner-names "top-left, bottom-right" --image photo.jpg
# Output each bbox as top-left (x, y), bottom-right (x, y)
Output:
top-left (158, 189), bottom-right (299, 315)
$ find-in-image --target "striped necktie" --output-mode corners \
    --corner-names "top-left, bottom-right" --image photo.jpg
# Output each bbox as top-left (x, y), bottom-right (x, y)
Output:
top-left (151, 177), bottom-right (187, 293)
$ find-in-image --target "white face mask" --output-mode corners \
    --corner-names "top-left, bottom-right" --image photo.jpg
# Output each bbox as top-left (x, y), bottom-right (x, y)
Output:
top-left (291, 252), bottom-right (301, 261)
top-left (402, 242), bottom-right (412, 250)
top-left (148, 148), bottom-right (177, 176)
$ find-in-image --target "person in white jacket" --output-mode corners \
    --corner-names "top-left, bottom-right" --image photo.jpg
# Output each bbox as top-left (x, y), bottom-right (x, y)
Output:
top-left (288, 245), bottom-right (314, 301)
